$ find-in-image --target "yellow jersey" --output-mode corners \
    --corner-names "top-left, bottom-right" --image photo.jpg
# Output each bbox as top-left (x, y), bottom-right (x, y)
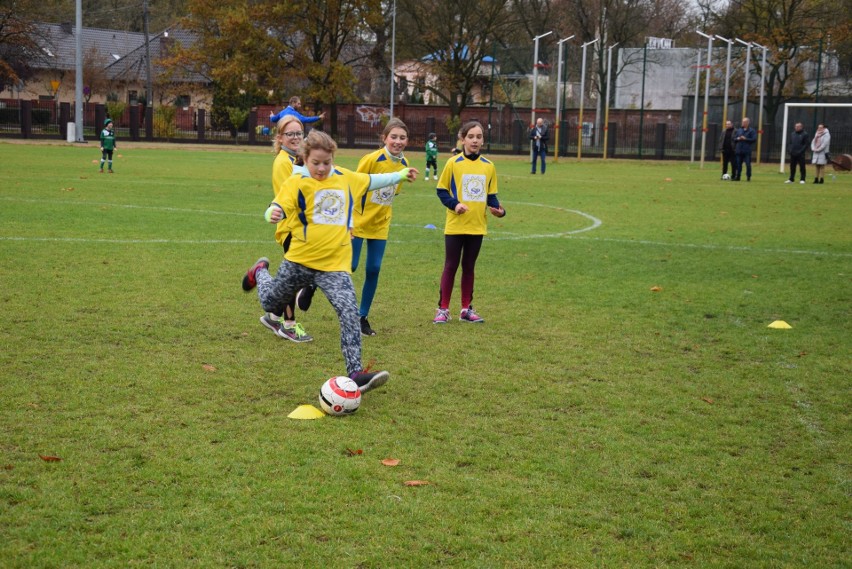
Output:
top-left (353, 148), bottom-right (408, 239)
top-left (437, 154), bottom-right (498, 236)
top-left (275, 167), bottom-right (373, 272)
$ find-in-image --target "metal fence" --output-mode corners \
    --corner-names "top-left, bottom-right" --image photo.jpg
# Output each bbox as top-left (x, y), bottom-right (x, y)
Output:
top-left (2, 98), bottom-right (849, 164)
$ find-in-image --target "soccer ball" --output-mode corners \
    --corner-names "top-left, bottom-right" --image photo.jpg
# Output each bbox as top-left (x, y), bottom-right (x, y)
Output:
top-left (319, 376), bottom-right (362, 416)
top-left (721, 173), bottom-right (731, 180)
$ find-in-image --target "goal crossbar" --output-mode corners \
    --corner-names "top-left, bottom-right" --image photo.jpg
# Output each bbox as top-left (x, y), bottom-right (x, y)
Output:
top-left (780, 103), bottom-right (852, 173)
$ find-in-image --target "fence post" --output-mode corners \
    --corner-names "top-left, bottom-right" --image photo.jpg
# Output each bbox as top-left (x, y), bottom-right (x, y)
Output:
top-left (607, 122), bottom-right (617, 158)
top-left (706, 123), bottom-right (719, 161)
top-left (346, 115), bottom-right (355, 147)
top-left (426, 117), bottom-right (435, 139)
top-left (512, 119), bottom-right (524, 154)
top-left (559, 118), bottom-right (569, 156)
top-left (655, 123), bottom-right (666, 159)
top-left (59, 102), bottom-right (70, 140)
top-left (129, 105), bottom-right (140, 141)
top-left (248, 109), bottom-right (257, 144)
top-left (95, 104), bottom-right (105, 135)
top-left (145, 107), bottom-right (153, 140)
top-left (197, 109), bottom-right (206, 143)
top-left (21, 100), bottom-right (32, 138)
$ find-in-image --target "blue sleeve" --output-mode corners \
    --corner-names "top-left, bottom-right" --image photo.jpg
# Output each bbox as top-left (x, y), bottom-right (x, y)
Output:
top-left (437, 188), bottom-right (459, 211)
top-left (747, 129), bottom-right (757, 143)
top-left (487, 194), bottom-right (501, 209)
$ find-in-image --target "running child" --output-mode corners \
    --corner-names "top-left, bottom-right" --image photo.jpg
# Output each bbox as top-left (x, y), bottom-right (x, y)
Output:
top-left (352, 118), bottom-right (411, 336)
top-left (425, 132), bottom-right (438, 181)
top-left (242, 130), bottom-right (418, 391)
top-left (433, 120), bottom-right (505, 324)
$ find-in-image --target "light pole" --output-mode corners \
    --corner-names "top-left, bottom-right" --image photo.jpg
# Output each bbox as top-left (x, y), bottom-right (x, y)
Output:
top-left (736, 38), bottom-right (751, 120)
top-left (74, 0), bottom-right (84, 141)
top-left (715, 35), bottom-right (733, 128)
top-left (603, 43), bottom-right (618, 160)
top-left (753, 42), bottom-right (768, 164)
top-left (531, 31), bottom-right (553, 162)
top-left (554, 35), bottom-right (574, 162)
top-left (696, 31), bottom-right (714, 169)
top-left (576, 38), bottom-right (598, 160)
top-left (690, 48), bottom-right (701, 162)
top-left (389, 0), bottom-right (397, 118)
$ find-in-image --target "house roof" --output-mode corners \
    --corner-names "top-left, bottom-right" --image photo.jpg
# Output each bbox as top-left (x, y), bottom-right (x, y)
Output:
top-left (35, 23), bottom-right (148, 72)
top-left (33, 22), bottom-right (204, 84)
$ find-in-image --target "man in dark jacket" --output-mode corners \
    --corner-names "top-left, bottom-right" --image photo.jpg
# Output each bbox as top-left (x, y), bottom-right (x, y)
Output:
top-left (786, 122), bottom-right (810, 184)
top-left (733, 117), bottom-right (757, 181)
top-left (720, 120), bottom-right (735, 180)
top-left (529, 118), bottom-right (549, 174)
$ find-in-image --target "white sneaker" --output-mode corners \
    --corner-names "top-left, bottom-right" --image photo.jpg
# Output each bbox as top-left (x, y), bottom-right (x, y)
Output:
top-left (799, 180), bottom-right (805, 184)
top-left (785, 179), bottom-right (793, 184)
top-left (424, 176), bottom-right (429, 181)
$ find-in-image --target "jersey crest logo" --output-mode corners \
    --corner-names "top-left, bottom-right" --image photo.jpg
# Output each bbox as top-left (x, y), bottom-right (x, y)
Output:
top-left (460, 174), bottom-right (486, 202)
top-left (371, 184), bottom-right (396, 206)
top-left (314, 189), bottom-right (347, 226)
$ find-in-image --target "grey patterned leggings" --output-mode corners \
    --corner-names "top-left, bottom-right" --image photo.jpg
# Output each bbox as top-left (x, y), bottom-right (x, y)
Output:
top-left (256, 259), bottom-right (362, 376)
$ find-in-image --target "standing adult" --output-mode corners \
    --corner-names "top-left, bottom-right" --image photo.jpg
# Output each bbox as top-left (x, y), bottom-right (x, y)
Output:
top-left (786, 122), bottom-right (810, 184)
top-left (733, 117), bottom-right (757, 182)
top-left (529, 118), bottom-right (549, 175)
top-left (810, 124), bottom-right (831, 184)
top-left (269, 96), bottom-right (326, 125)
top-left (719, 120), bottom-right (735, 180)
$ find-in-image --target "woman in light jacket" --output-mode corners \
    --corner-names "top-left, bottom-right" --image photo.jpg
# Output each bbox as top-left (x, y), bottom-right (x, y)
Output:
top-left (810, 124), bottom-right (831, 184)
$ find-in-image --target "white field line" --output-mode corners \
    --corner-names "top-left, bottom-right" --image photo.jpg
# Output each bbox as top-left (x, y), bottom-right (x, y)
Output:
top-left (1, 196), bottom-right (850, 258)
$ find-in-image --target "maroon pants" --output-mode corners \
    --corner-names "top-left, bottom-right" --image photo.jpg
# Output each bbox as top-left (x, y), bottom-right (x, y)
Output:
top-left (439, 234), bottom-right (483, 310)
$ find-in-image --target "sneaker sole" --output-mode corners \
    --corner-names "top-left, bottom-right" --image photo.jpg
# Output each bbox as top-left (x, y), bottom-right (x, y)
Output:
top-left (279, 333), bottom-right (313, 343)
top-left (242, 257), bottom-right (269, 292)
top-left (259, 315), bottom-right (281, 335)
top-left (359, 371), bottom-right (389, 393)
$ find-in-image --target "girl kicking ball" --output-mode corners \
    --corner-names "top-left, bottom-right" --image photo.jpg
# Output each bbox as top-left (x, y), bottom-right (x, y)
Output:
top-left (242, 130), bottom-right (418, 391)
top-left (433, 120), bottom-right (505, 324)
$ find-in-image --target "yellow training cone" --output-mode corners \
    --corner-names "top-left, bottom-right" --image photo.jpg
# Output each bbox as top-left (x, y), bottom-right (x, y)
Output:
top-left (287, 404), bottom-right (325, 420)
top-left (767, 320), bottom-right (792, 329)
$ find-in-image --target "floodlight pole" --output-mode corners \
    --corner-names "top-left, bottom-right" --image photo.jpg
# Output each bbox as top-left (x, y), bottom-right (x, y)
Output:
top-left (74, 0), bottom-right (84, 141)
top-left (603, 43), bottom-right (618, 160)
top-left (753, 42), bottom-right (768, 164)
top-left (715, 36), bottom-right (733, 128)
top-left (696, 31), bottom-right (714, 169)
top-left (576, 38), bottom-right (598, 160)
top-left (389, 0), bottom-right (397, 118)
top-left (690, 48), bottom-right (701, 162)
top-left (554, 35), bottom-right (574, 163)
top-left (736, 38), bottom-right (751, 120)
top-left (531, 31), bottom-right (553, 162)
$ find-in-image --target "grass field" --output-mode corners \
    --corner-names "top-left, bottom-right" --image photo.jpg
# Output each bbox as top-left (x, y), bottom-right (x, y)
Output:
top-left (1, 140), bottom-right (850, 567)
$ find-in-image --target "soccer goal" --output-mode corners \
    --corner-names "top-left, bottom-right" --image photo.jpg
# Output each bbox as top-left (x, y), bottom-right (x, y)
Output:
top-left (779, 102), bottom-right (852, 173)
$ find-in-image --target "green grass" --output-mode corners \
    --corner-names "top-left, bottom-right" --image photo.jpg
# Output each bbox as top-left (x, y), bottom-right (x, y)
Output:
top-left (1, 141), bottom-right (849, 567)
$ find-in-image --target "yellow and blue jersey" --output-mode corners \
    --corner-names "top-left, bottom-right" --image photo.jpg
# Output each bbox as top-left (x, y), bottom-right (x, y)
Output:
top-left (354, 148), bottom-right (408, 240)
top-left (437, 154), bottom-right (498, 236)
top-left (275, 167), bottom-right (372, 272)
top-left (272, 151), bottom-right (297, 246)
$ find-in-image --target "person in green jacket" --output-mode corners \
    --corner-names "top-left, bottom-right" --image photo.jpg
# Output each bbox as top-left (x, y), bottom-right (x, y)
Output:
top-left (425, 132), bottom-right (438, 181)
top-left (99, 118), bottom-right (117, 173)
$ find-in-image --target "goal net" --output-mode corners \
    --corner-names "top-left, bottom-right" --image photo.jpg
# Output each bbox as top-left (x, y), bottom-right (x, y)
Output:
top-left (779, 102), bottom-right (852, 173)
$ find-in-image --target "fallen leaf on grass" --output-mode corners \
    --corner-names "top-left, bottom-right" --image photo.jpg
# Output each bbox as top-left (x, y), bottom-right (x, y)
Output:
top-left (3, 464), bottom-right (13, 470)
top-left (381, 458), bottom-right (400, 467)
top-left (650, 286), bottom-right (662, 292)
top-left (702, 397), bottom-right (714, 405)
top-left (796, 351), bottom-right (808, 358)
top-left (39, 455), bottom-right (62, 462)
top-left (91, 159), bottom-right (99, 164)
top-left (403, 480), bottom-right (430, 487)
top-left (61, 187), bottom-right (75, 192)
top-left (202, 364), bottom-right (216, 372)
top-left (664, 177), bottom-right (673, 182)
top-left (345, 448), bottom-right (363, 456)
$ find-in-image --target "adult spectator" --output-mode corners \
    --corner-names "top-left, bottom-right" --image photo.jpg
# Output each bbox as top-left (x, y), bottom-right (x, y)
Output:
top-left (733, 117), bottom-right (756, 182)
top-left (810, 124), bottom-right (831, 184)
top-left (719, 120), bottom-right (735, 180)
top-left (529, 118), bottom-right (549, 175)
top-left (786, 122), bottom-right (810, 184)
top-left (269, 96), bottom-right (326, 125)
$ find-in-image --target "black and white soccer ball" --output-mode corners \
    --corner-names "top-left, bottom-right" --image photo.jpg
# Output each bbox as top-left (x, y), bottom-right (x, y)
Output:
top-left (319, 376), bottom-right (362, 416)
top-left (721, 173), bottom-right (731, 180)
